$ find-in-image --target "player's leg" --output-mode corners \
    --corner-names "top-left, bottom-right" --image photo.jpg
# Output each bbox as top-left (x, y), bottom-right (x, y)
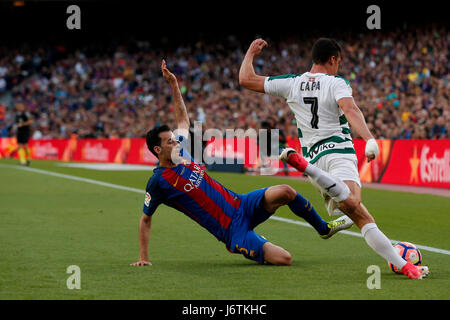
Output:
top-left (306, 155), bottom-right (407, 271)
top-left (340, 181), bottom-right (428, 278)
top-left (339, 181), bottom-right (411, 268)
top-left (260, 185), bottom-right (330, 236)
top-left (262, 242), bottom-right (292, 266)
top-left (24, 142), bottom-right (31, 165)
top-left (239, 229), bottom-right (292, 266)
top-left (259, 184), bottom-right (297, 212)
top-left (280, 148), bottom-right (351, 203)
top-left (281, 149), bottom-right (427, 278)
top-left (17, 143), bottom-right (27, 165)
top-left (261, 184), bottom-right (352, 238)
top-left (337, 181), bottom-right (373, 228)
top-left (310, 178), bottom-right (345, 217)
top-left (332, 182), bottom-right (426, 279)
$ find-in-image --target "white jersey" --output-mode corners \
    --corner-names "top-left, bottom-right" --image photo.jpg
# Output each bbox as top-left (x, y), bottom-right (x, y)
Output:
top-left (264, 72), bottom-right (355, 164)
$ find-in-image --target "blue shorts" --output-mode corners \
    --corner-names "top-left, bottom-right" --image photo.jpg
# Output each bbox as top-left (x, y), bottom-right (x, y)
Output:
top-left (226, 187), bottom-right (272, 264)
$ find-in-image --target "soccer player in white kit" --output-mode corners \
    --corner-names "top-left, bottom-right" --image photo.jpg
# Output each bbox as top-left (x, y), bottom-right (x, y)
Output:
top-left (239, 38), bottom-right (429, 279)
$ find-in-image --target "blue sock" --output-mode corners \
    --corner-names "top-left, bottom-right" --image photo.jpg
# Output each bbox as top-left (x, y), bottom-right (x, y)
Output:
top-left (288, 193), bottom-right (330, 235)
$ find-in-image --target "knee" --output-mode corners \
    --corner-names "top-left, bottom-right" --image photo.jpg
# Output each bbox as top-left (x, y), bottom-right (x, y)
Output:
top-left (275, 251), bottom-right (292, 266)
top-left (263, 242), bottom-right (292, 266)
top-left (282, 252), bottom-right (293, 266)
top-left (279, 184), bottom-right (297, 203)
top-left (339, 196), bottom-right (360, 214)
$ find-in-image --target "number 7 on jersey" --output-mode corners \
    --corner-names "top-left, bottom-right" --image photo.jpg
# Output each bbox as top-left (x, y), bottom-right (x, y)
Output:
top-left (303, 97), bottom-right (319, 129)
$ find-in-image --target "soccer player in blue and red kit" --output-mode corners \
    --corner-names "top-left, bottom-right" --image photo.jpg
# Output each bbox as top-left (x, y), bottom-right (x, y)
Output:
top-left (130, 60), bottom-right (352, 267)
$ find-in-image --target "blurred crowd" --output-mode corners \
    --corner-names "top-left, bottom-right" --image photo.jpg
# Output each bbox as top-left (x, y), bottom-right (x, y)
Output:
top-left (0, 25), bottom-right (448, 141)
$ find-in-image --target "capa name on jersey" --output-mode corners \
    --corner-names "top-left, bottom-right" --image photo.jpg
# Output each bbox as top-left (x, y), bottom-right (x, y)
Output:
top-left (300, 80), bottom-right (321, 91)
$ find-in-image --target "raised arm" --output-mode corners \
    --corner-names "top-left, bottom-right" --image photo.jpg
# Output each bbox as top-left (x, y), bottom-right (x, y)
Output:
top-left (338, 97), bottom-right (379, 162)
top-left (161, 60), bottom-right (190, 137)
top-left (130, 213), bottom-right (153, 266)
top-left (239, 38), bottom-right (268, 93)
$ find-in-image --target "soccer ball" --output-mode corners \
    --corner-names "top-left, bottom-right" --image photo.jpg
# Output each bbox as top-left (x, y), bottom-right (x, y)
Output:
top-left (388, 241), bottom-right (422, 274)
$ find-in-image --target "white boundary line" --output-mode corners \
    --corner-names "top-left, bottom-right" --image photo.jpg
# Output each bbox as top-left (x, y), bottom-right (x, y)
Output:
top-left (269, 216), bottom-right (450, 256)
top-left (2, 163), bottom-right (450, 256)
top-left (0, 164), bottom-right (144, 193)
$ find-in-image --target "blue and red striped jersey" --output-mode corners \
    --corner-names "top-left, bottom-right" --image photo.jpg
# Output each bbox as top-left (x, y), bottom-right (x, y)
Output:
top-left (143, 135), bottom-right (242, 242)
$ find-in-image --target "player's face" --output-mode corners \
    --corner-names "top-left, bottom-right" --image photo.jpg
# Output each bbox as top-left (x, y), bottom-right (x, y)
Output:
top-left (15, 103), bottom-right (25, 112)
top-left (158, 131), bottom-right (181, 163)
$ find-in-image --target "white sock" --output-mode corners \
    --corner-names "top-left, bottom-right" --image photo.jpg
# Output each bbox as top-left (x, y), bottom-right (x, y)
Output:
top-left (361, 223), bottom-right (407, 269)
top-left (305, 164), bottom-right (350, 202)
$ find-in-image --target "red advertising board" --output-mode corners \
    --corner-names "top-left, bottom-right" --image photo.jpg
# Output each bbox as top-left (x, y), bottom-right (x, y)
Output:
top-left (379, 139), bottom-right (450, 188)
top-left (126, 138), bottom-right (158, 165)
top-left (1, 137), bottom-right (448, 188)
top-left (29, 139), bottom-right (69, 160)
top-left (205, 137), bottom-right (258, 167)
top-left (353, 139), bottom-right (450, 188)
top-left (72, 139), bottom-right (125, 163)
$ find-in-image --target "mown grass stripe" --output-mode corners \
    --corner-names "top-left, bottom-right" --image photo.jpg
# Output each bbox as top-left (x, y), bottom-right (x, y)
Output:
top-left (2, 163), bottom-right (449, 256)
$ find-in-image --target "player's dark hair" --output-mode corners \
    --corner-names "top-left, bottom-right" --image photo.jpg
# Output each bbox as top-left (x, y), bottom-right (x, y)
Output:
top-left (312, 38), bottom-right (342, 65)
top-left (146, 124), bottom-right (171, 158)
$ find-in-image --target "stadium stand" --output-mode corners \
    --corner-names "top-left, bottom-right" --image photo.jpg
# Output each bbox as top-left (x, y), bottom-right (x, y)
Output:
top-left (0, 26), bottom-right (448, 140)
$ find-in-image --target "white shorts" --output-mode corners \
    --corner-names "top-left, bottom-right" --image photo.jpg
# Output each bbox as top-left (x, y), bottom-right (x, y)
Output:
top-left (308, 153), bottom-right (361, 216)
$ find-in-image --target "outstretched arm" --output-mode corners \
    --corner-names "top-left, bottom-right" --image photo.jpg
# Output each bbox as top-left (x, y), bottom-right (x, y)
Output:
top-left (130, 213), bottom-right (153, 266)
top-left (161, 60), bottom-right (190, 137)
top-left (338, 97), bottom-right (379, 162)
top-left (239, 38), bottom-right (268, 93)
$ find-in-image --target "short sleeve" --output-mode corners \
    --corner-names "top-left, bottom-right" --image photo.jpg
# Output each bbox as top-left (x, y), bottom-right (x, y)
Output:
top-left (264, 75), bottom-right (297, 99)
top-left (333, 77), bottom-right (353, 102)
top-left (143, 176), bottom-right (164, 216)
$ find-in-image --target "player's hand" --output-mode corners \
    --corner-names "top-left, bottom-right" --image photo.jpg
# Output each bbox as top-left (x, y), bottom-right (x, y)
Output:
top-left (246, 38), bottom-right (268, 56)
top-left (161, 59), bottom-right (177, 84)
top-left (365, 138), bottom-right (379, 163)
top-left (130, 260), bottom-right (152, 266)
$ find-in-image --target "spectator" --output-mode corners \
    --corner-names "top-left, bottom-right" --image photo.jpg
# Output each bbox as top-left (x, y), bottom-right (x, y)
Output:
top-left (0, 26), bottom-right (448, 141)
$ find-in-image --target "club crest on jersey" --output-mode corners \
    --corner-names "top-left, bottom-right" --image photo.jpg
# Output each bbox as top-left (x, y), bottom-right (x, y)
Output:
top-left (144, 192), bottom-right (151, 206)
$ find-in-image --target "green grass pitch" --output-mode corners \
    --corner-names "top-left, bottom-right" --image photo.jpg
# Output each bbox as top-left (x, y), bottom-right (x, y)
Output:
top-left (0, 158), bottom-right (449, 300)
